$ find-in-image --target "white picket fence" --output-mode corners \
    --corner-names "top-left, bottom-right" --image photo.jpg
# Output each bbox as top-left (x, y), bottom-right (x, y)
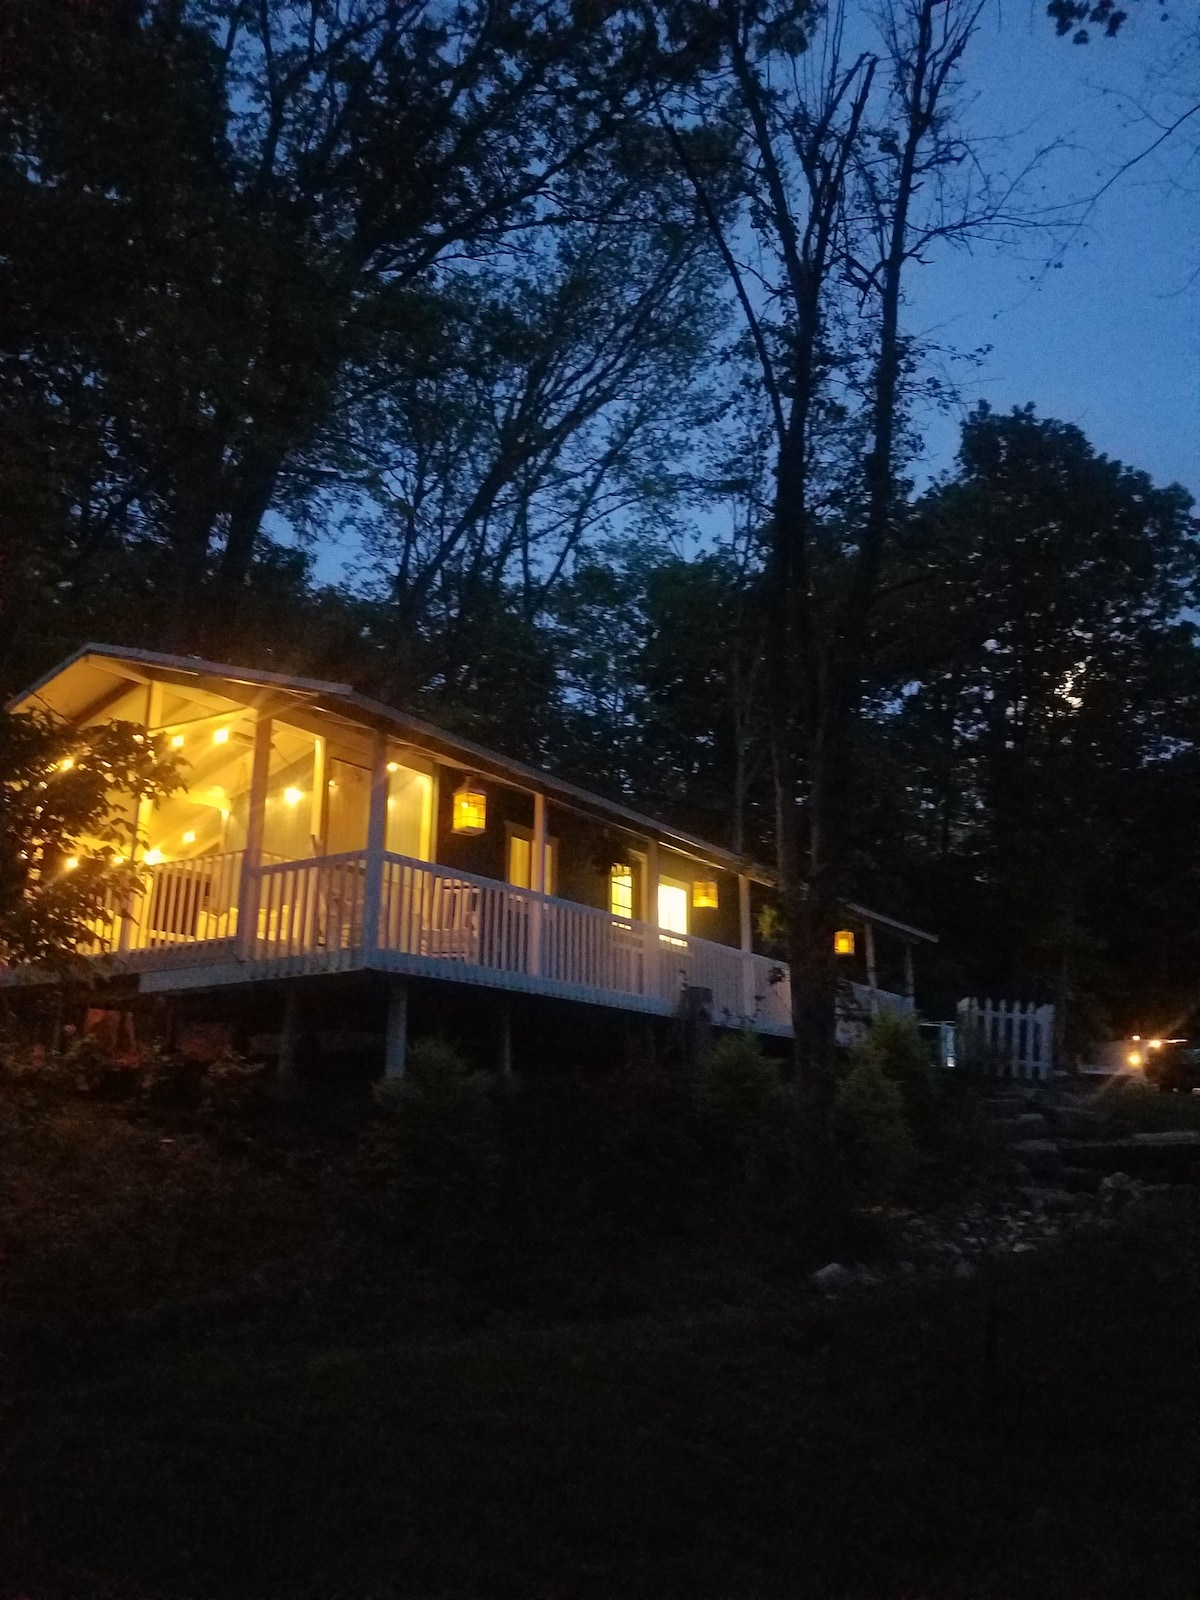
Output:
top-left (956, 998), bottom-right (1055, 1081)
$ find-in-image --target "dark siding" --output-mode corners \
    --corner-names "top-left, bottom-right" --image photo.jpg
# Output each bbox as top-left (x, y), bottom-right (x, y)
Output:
top-left (434, 768), bottom-right (534, 883)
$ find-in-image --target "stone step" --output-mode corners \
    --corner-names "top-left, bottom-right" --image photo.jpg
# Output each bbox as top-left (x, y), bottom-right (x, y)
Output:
top-left (1010, 1138), bottom-right (1064, 1180)
top-left (1059, 1136), bottom-right (1200, 1182)
top-left (1042, 1105), bottom-right (1118, 1139)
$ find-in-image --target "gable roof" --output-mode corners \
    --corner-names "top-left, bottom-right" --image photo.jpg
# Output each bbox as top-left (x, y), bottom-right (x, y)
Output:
top-left (10, 642), bottom-right (937, 944)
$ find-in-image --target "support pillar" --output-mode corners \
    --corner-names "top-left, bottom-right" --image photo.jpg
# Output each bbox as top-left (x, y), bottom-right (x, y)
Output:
top-left (643, 839), bottom-right (659, 926)
top-left (384, 978), bottom-right (409, 1079)
top-left (362, 728), bottom-right (390, 955)
top-left (236, 715), bottom-right (273, 957)
top-left (738, 873), bottom-right (755, 1022)
top-left (903, 942), bottom-right (916, 1004)
top-left (120, 680), bottom-right (164, 953)
top-left (864, 920), bottom-right (878, 993)
top-left (529, 791), bottom-right (546, 977)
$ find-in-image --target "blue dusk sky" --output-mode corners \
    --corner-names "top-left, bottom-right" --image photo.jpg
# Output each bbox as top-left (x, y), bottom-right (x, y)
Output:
top-left (906, 1), bottom-right (1198, 498)
top-left (309, 6), bottom-right (1198, 584)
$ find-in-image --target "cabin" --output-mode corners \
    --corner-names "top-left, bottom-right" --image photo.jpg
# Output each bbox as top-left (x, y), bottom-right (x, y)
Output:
top-left (5, 645), bottom-right (935, 1074)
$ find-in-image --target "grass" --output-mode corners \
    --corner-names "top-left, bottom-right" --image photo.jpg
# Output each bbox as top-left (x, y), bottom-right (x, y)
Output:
top-left (1, 1191), bottom-right (1196, 1600)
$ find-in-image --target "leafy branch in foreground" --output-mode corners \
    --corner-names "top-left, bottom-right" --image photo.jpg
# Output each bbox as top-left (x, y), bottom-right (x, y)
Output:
top-left (0, 712), bottom-right (181, 967)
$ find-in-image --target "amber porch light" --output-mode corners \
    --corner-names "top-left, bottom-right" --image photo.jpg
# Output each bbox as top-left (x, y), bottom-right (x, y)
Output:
top-left (692, 879), bottom-right (719, 910)
top-left (834, 928), bottom-right (855, 956)
top-left (452, 779), bottom-right (487, 835)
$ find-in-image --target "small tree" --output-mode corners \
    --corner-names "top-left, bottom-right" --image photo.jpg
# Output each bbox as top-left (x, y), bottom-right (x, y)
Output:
top-left (0, 710), bottom-right (180, 967)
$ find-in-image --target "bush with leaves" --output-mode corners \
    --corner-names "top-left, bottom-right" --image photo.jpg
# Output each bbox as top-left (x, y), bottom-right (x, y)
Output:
top-left (363, 1040), bottom-right (504, 1236)
top-left (832, 1058), bottom-right (917, 1204)
top-left (854, 1011), bottom-right (941, 1142)
top-left (689, 1031), bottom-right (800, 1186)
top-left (0, 709), bottom-right (181, 966)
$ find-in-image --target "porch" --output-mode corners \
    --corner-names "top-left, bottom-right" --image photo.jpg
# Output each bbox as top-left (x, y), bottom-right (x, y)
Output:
top-left (83, 846), bottom-right (911, 1039)
top-left (9, 646), bottom-right (929, 1045)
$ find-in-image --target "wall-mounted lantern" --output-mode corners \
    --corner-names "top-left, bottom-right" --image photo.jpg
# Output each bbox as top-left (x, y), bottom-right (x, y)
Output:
top-left (692, 879), bottom-right (719, 910)
top-left (834, 928), bottom-right (856, 956)
top-left (452, 778), bottom-right (487, 835)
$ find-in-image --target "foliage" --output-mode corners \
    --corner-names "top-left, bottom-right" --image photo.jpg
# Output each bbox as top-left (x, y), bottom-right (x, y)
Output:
top-left (1, 1100), bottom-right (1193, 1600)
top-left (0, 710), bottom-right (181, 966)
top-left (0, 0), bottom-right (718, 684)
top-left (365, 1040), bottom-right (505, 1230)
top-left (688, 1031), bottom-right (799, 1182)
top-left (852, 1011), bottom-right (940, 1142)
top-left (832, 1058), bottom-right (917, 1202)
top-left (862, 404), bottom-right (1200, 1036)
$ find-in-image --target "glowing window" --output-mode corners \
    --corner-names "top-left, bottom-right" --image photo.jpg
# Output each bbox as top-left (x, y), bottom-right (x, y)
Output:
top-left (385, 765), bottom-right (433, 860)
top-left (610, 865), bottom-right (634, 920)
top-left (509, 828), bottom-right (557, 894)
top-left (509, 833), bottom-right (531, 888)
top-left (658, 881), bottom-right (688, 937)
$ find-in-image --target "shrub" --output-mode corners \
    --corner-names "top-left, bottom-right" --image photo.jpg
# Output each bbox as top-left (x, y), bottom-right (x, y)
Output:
top-left (854, 1010), bottom-right (940, 1141)
top-left (364, 1040), bottom-right (503, 1234)
top-left (832, 1058), bottom-right (916, 1203)
top-left (689, 1031), bottom-right (799, 1183)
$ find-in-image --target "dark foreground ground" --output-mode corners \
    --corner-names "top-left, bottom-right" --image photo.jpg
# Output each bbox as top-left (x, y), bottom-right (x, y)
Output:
top-left (1, 1182), bottom-right (1196, 1600)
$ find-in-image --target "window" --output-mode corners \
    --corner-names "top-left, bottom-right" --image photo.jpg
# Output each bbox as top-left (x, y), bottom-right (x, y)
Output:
top-left (509, 832), bottom-right (531, 889)
top-left (385, 763), bottom-right (433, 860)
top-left (658, 881), bottom-right (688, 939)
top-left (507, 827), bottom-right (556, 894)
top-left (610, 865), bottom-right (634, 920)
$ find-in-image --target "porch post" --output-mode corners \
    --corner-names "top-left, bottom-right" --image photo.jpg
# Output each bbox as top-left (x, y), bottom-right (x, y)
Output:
top-left (864, 920), bottom-right (879, 1017)
top-left (642, 839), bottom-right (661, 999)
top-left (361, 728), bottom-right (389, 956)
top-left (643, 839), bottom-right (659, 925)
top-left (310, 735), bottom-right (326, 854)
top-left (237, 715), bottom-right (273, 957)
top-left (120, 680), bottom-right (164, 953)
top-left (529, 790), bottom-right (546, 977)
top-left (903, 941), bottom-right (916, 1004)
top-left (738, 873), bottom-right (755, 1023)
top-left (384, 977), bottom-right (408, 1078)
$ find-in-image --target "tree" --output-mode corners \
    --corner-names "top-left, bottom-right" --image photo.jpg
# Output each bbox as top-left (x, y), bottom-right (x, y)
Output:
top-left (549, 543), bottom-right (770, 851)
top-left (0, 712), bottom-right (180, 967)
top-left (861, 405), bottom-right (1200, 1048)
top-left (0, 0), bottom-right (668, 675)
top-left (654, 0), bottom-right (1026, 1119)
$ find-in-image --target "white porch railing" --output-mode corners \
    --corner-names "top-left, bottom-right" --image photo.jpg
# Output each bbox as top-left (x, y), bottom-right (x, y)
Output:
top-left (77, 847), bottom-right (912, 1040)
top-left (244, 850), bottom-right (796, 1032)
top-left (124, 849), bottom-right (245, 950)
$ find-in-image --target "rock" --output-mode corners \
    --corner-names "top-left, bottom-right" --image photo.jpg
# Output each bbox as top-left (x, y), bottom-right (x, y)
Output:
top-left (1098, 1171), bottom-right (1142, 1209)
top-left (1011, 1242), bottom-right (1037, 1254)
top-left (953, 1259), bottom-right (977, 1280)
top-left (1061, 1165), bottom-right (1102, 1193)
top-left (811, 1262), bottom-right (855, 1292)
top-left (1011, 1138), bottom-right (1064, 1179)
top-left (1020, 1185), bottom-right (1079, 1215)
top-left (1048, 1105), bottom-right (1114, 1139)
top-left (989, 1117), bottom-right (1024, 1139)
top-left (1012, 1112), bottom-right (1048, 1137)
top-left (982, 1096), bottom-right (1027, 1117)
top-left (899, 1260), bottom-right (916, 1277)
